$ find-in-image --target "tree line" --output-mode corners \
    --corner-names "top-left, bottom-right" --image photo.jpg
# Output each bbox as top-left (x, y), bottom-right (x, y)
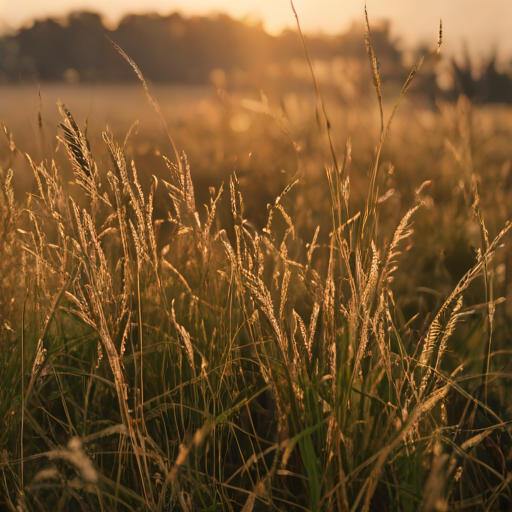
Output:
top-left (0, 10), bottom-right (511, 103)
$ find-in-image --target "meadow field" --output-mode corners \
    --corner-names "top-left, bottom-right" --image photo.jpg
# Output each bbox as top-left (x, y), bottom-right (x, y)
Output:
top-left (2, 25), bottom-right (512, 511)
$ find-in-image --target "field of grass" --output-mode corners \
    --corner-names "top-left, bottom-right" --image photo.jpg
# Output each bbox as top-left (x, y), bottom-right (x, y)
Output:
top-left (2, 17), bottom-right (512, 512)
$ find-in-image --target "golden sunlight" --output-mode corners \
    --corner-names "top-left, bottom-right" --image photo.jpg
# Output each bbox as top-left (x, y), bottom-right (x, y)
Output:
top-left (1, 0), bottom-right (512, 59)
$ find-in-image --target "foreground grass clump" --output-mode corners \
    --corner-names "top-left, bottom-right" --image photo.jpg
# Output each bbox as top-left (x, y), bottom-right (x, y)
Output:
top-left (2, 15), bottom-right (512, 512)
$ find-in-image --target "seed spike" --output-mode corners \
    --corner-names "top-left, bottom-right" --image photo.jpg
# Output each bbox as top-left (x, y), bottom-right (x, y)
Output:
top-left (437, 19), bottom-right (443, 55)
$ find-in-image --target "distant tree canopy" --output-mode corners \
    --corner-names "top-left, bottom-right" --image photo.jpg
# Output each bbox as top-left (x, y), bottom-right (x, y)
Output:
top-left (0, 12), bottom-right (410, 84)
top-left (452, 54), bottom-right (512, 104)
top-left (1, 11), bottom-right (512, 103)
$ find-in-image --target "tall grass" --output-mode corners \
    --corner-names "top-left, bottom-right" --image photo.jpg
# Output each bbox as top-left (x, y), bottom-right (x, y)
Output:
top-left (1, 7), bottom-right (512, 512)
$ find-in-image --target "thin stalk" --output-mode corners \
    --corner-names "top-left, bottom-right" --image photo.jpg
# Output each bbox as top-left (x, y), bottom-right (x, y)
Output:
top-left (290, 0), bottom-right (340, 173)
top-left (20, 290), bottom-right (28, 497)
top-left (136, 261), bottom-right (146, 433)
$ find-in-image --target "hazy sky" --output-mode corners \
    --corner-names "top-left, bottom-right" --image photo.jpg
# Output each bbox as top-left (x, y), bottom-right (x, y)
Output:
top-left (2, 0), bottom-right (512, 61)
